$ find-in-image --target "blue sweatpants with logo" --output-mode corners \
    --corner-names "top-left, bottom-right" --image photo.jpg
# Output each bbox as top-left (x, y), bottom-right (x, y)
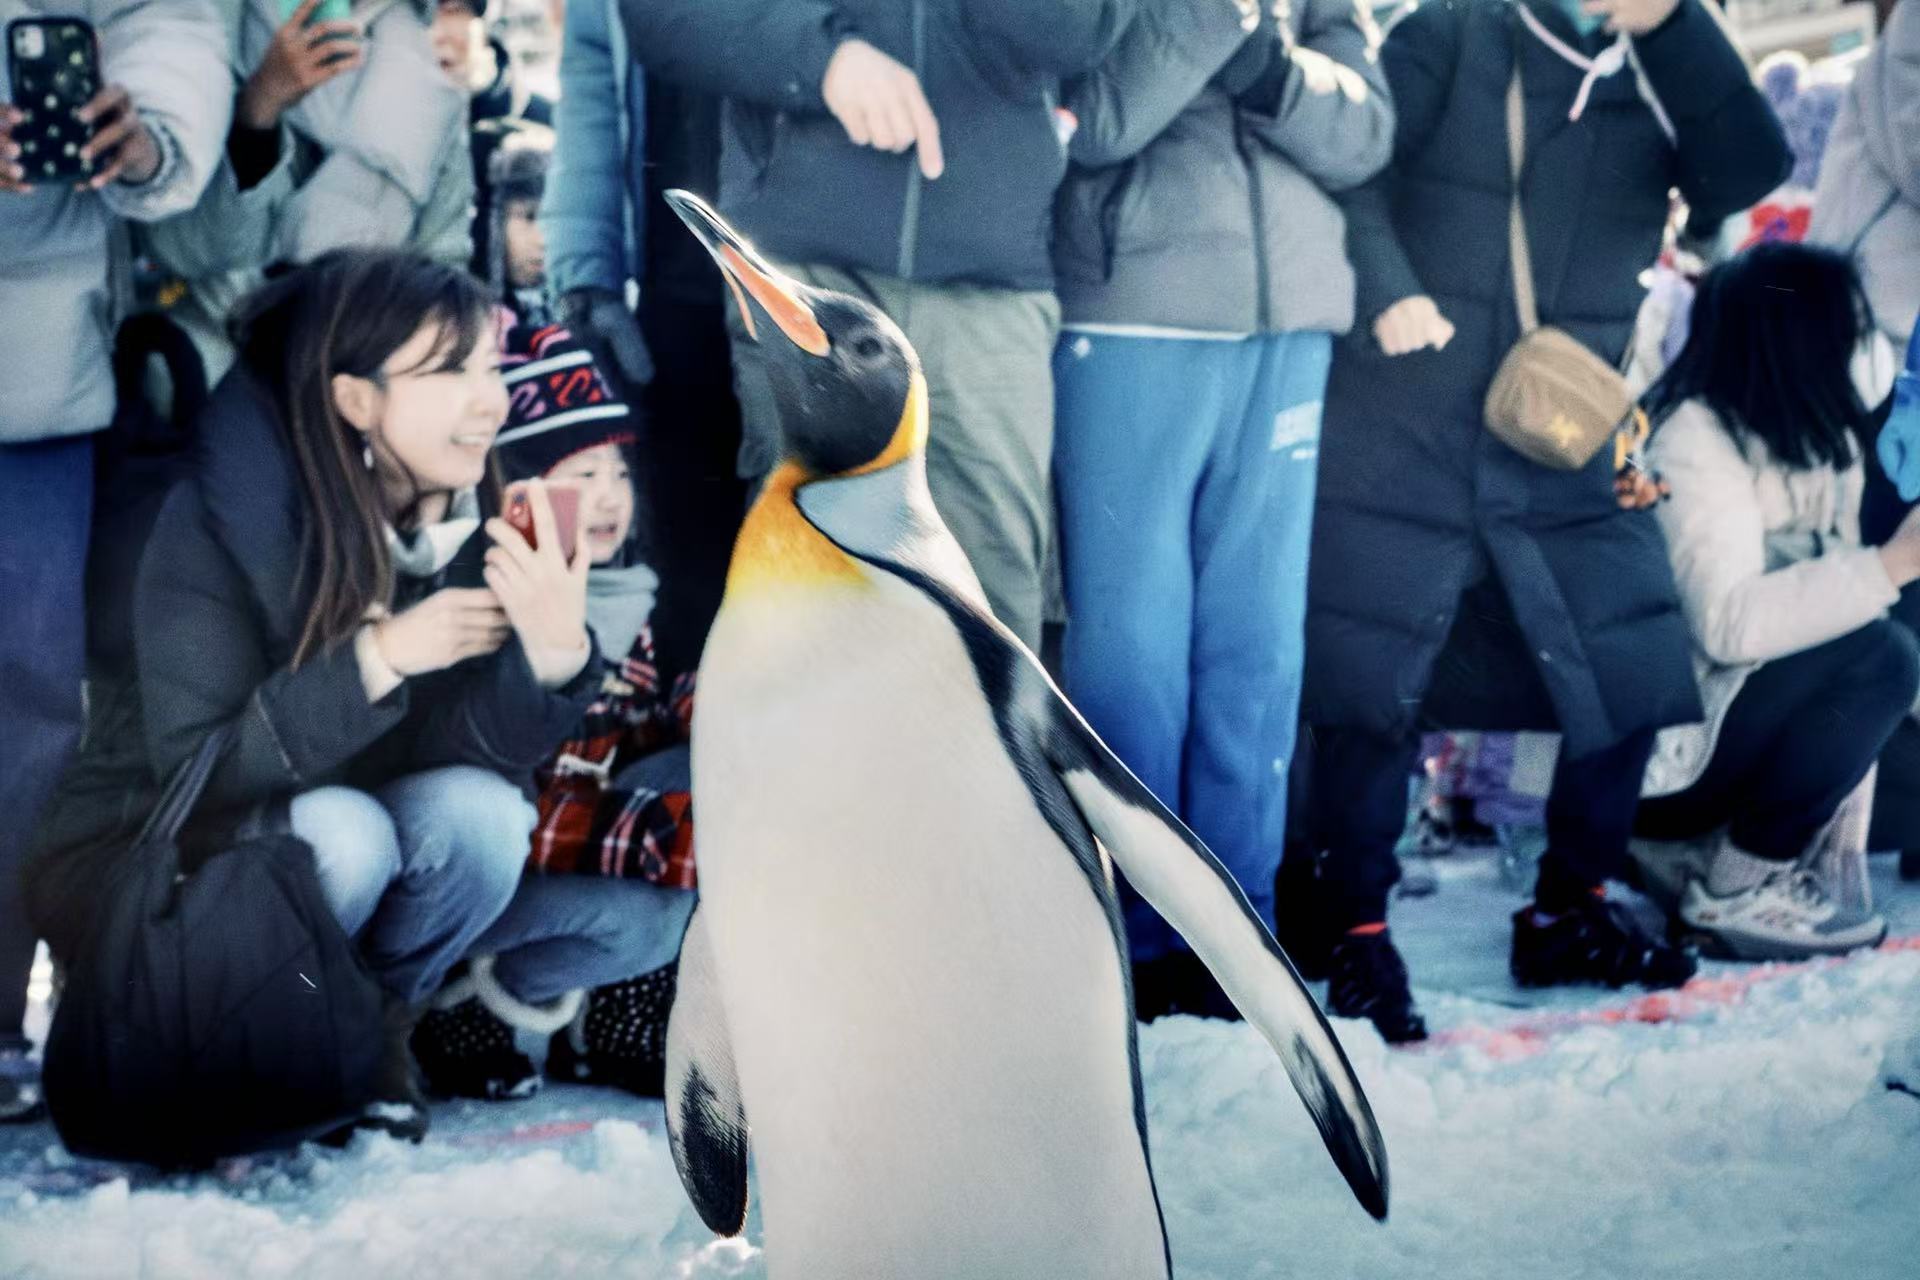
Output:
top-left (1052, 330), bottom-right (1331, 963)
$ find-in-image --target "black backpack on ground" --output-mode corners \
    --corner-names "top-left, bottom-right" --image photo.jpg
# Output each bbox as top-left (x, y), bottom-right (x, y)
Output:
top-left (41, 727), bottom-right (386, 1167)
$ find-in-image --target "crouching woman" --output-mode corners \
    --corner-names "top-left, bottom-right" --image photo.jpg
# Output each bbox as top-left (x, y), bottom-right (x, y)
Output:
top-left (1638, 243), bottom-right (1919, 959)
top-left (29, 250), bottom-right (666, 1137)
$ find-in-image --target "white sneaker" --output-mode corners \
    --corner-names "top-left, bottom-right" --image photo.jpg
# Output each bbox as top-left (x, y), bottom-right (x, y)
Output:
top-left (1678, 868), bottom-right (1888, 961)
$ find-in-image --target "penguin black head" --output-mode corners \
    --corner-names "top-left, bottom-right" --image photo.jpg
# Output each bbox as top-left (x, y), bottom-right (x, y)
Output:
top-left (665, 190), bottom-right (920, 478)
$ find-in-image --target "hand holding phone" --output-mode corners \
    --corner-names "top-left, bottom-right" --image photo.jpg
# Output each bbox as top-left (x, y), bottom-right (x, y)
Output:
top-left (502, 480), bottom-right (582, 564)
top-left (5, 18), bottom-right (100, 187)
top-left (245, 0), bottom-right (363, 131)
top-left (486, 480), bottom-right (592, 687)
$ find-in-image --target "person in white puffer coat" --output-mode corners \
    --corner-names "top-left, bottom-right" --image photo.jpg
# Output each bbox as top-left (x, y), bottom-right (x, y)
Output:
top-left (1636, 242), bottom-right (1914, 962)
top-left (0, 0), bottom-right (231, 1124)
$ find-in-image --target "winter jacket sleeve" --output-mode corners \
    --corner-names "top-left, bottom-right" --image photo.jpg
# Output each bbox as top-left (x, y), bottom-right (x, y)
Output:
top-left (542, 0), bottom-right (631, 298)
top-left (970, 0), bottom-right (1140, 77)
top-left (408, 640), bottom-right (608, 776)
top-left (135, 488), bottom-right (412, 808)
top-left (93, 0), bottom-right (233, 224)
top-left (1337, 0), bottom-right (1461, 328)
top-left (616, 0), bottom-right (844, 113)
top-left (1650, 403), bottom-right (1899, 669)
top-left (1064, 0), bottom-right (1257, 168)
top-left (1629, 0), bottom-right (1790, 228)
top-left (141, 125), bottom-right (299, 279)
top-left (1230, 0), bottom-right (1394, 193)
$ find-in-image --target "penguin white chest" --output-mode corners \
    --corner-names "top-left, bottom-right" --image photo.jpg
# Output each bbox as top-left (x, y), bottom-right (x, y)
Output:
top-left (690, 575), bottom-right (1165, 1279)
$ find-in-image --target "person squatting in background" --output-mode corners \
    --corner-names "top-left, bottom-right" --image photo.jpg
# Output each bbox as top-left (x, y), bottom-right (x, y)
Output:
top-left (25, 251), bottom-right (673, 1139)
top-left (411, 323), bottom-right (697, 1100)
top-left (1049, 0), bottom-right (1393, 1018)
top-left (1633, 243), bottom-right (1915, 960)
top-left (1282, 0), bottom-right (1791, 1043)
top-left (0, 0), bottom-right (232, 1123)
top-left (541, 0), bottom-right (747, 687)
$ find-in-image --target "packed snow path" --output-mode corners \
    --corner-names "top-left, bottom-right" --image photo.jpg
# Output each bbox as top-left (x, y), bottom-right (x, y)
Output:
top-left (4, 851), bottom-right (1918, 1279)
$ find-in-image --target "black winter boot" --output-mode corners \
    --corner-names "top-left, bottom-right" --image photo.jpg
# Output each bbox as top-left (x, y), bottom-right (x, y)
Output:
top-left (548, 965), bottom-right (678, 1098)
top-left (413, 996), bottom-right (542, 1102)
top-left (1510, 897), bottom-right (1698, 990)
top-left (1327, 931), bottom-right (1428, 1044)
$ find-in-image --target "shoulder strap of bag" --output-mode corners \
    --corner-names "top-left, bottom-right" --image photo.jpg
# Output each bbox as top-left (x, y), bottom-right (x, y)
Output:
top-left (135, 722), bottom-right (241, 848)
top-left (1506, 64), bottom-right (1541, 336)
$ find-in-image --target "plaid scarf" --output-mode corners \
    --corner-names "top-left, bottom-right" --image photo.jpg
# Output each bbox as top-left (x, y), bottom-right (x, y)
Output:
top-left (526, 625), bottom-right (697, 888)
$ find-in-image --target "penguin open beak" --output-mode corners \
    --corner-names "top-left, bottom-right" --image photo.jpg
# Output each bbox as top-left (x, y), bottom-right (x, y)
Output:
top-left (664, 189), bottom-right (830, 358)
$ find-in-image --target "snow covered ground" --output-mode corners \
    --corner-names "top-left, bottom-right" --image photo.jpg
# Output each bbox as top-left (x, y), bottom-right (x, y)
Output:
top-left (4, 849), bottom-right (1919, 1279)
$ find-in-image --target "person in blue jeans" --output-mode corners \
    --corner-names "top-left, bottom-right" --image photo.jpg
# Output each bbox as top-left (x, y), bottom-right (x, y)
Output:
top-left (0, 0), bottom-right (232, 1121)
top-left (28, 251), bottom-right (669, 1139)
top-left (1051, 0), bottom-right (1392, 1016)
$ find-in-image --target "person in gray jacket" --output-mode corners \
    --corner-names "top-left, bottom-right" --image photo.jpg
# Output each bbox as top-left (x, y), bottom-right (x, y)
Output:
top-left (0, 0), bottom-right (231, 1121)
top-left (142, 0), bottom-right (474, 384)
top-left (1811, 0), bottom-right (1919, 355)
top-left (1050, 0), bottom-right (1392, 1017)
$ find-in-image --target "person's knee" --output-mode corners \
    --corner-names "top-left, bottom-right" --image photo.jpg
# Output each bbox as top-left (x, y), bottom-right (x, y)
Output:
top-left (391, 767), bottom-right (533, 911)
top-left (1856, 620), bottom-right (1920, 708)
top-left (291, 787), bottom-right (402, 905)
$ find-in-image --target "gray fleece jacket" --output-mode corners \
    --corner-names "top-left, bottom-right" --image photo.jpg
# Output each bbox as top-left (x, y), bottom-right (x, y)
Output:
top-left (0, 0), bottom-right (230, 444)
top-left (1811, 0), bottom-right (1920, 349)
top-left (1054, 0), bottom-right (1394, 335)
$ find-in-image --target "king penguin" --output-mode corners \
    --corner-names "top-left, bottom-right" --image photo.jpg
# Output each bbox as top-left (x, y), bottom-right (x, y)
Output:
top-left (659, 190), bottom-right (1388, 1280)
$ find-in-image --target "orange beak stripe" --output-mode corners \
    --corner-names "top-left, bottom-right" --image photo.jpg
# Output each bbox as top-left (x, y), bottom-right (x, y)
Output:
top-left (719, 244), bottom-right (830, 357)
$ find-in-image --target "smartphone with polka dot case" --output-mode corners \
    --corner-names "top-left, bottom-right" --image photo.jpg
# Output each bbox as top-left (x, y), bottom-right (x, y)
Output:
top-left (6, 18), bottom-right (100, 185)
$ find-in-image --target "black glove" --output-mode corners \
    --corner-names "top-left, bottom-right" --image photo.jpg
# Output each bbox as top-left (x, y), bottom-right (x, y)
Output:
top-left (558, 288), bottom-right (655, 392)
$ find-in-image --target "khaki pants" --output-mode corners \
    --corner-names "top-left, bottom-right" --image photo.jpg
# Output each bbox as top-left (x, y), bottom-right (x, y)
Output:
top-left (727, 262), bottom-right (1059, 649)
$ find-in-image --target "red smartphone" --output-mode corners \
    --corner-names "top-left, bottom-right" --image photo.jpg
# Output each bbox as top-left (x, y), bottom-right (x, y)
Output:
top-left (6, 17), bottom-right (100, 184)
top-left (504, 481), bottom-right (581, 562)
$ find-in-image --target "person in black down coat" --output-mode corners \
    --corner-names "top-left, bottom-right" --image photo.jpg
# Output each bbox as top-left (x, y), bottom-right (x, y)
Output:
top-left (29, 251), bottom-right (675, 1136)
top-left (1281, 0), bottom-right (1790, 1042)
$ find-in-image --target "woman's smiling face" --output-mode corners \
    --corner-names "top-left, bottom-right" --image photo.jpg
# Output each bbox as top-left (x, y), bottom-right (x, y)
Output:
top-left (363, 320), bottom-right (510, 496)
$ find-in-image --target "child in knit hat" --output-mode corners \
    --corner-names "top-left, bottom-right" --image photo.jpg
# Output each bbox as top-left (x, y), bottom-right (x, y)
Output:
top-left (413, 323), bottom-right (693, 1098)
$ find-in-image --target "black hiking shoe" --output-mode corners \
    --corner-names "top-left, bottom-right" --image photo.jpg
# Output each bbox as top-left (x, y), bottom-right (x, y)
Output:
top-left (548, 965), bottom-right (678, 1099)
top-left (413, 996), bottom-right (541, 1102)
top-left (1327, 932), bottom-right (1428, 1044)
top-left (1510, 897), bottom-right (1698, 991)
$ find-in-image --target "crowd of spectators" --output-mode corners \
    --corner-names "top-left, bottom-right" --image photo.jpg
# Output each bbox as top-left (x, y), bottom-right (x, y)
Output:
top-left (1, 0), bottom-right (1916, 1145)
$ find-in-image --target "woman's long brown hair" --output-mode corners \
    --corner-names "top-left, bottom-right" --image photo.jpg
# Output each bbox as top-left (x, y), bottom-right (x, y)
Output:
top-left (231, 250), bottom-right (499, 668)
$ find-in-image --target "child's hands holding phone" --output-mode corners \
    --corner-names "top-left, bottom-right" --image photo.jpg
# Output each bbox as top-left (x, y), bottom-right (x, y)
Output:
top-left (485, 480), bottom-right (593, 688)
top-left (241, 0), bottom-right (363, 131)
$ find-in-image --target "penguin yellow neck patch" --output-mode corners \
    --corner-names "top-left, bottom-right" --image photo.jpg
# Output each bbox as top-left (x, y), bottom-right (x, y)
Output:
top-left (849, 371), bottom-right (929, 478)
top-left (728, 463), bottom-right (865, 595)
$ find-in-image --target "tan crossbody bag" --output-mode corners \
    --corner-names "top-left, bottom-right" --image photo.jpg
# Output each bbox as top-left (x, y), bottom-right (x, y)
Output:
top-left (1483, 66), bottom-right (1646, 471)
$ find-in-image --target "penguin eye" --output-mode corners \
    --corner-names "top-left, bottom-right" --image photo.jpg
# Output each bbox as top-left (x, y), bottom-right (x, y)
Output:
top-left (853, 335), bottom-right (885, 360)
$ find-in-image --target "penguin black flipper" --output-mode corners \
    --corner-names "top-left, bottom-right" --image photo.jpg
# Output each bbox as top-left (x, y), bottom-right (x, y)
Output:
top-left (795, 464), bottom-right (1389, 1222)
top-left (664, 903), bottom-right (751, 1235)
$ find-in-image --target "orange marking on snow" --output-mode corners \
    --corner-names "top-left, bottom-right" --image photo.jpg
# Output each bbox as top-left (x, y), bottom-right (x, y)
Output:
top-left (1413, 934), bottom-right (1920, 1059)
